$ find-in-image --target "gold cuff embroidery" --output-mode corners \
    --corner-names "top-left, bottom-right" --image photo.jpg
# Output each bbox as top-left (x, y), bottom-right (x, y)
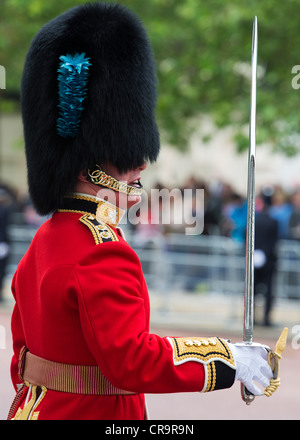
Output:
top-left (167, 337), bottom-right (235, 368)
top-left (167, 337), bottom-right (236, 393)
top-left (206, 362), bottom-right (217, 392)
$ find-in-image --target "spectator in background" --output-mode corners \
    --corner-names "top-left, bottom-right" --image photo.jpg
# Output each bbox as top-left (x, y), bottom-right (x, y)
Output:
top-left (288, 186), bottom-right (300, 240)
top-left (131, 189), bottom-right (164, 247)
top-left (181, 177), bottom-right (221, 236)
top-left (229, 194), bottom-right (247, 243)
top-left (23, 196), bottom-right (49, 227)
top-left (0, 186), bottom-right (13, 302)
top-left (254, 187), bottom-right (279, 327)
top-left (222, 192), bottom-right (247, 242)
top-left (268, 185), bottom-right (292, 239)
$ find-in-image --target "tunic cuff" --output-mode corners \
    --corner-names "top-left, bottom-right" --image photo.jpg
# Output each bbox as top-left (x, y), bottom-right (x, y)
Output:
top-left (167, 337), bottom-right (236, 392)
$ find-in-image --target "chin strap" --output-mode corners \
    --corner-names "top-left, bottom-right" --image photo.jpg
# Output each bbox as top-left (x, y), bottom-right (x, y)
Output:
top-left (87, 165), bottom-right (143, 196)
top-left (264, 327), bottom-right (288, 397)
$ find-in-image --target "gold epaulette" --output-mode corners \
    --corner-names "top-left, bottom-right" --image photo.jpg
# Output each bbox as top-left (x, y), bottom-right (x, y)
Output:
top-left (79, 213), bottom-right (119, 245)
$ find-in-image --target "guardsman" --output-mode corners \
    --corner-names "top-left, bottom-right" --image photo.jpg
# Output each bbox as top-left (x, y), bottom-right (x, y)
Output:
top-left (8, 2), bottom-right (279, 420)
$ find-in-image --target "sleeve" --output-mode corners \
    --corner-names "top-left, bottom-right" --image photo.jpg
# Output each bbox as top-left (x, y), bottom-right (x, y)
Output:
top-left (10, 272), bottom-right (26, 391)
top-left (66, 241), bottom-right (236, 394)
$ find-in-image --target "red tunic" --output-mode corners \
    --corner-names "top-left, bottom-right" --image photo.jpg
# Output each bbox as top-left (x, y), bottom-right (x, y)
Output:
top-left (9, 195), bottom-right (235, 420)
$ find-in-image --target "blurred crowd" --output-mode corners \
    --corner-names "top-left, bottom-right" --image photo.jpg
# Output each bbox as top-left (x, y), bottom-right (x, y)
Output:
top-left (2, 176), bottom-right (300, 241)
top-left (131, 176), bottom-right (300, 326)
top-left (0, 181), bottom-right (48, 301)
top-left (132, 176), bottom-right (300, 243)
top-left (1, 177), bottom-right (300, 322)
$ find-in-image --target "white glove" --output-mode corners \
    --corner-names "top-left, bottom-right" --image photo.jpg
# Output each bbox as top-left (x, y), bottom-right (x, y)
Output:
top-left (228, 342), bottom-right (273, 396)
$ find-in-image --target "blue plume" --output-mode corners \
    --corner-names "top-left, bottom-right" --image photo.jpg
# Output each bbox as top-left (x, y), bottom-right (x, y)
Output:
top-left (57, 52), bottom-right (91, 138)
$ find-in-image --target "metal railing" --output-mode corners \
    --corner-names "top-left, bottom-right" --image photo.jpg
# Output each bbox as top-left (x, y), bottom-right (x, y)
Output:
top-left (130, 232), bottom-right (300, 300)
top-left (131, 233), bottom-right (245, 295)
top-left (4, 224), bottom-right (300, 300)
top-left (275, 239), bottom-right (300, 299)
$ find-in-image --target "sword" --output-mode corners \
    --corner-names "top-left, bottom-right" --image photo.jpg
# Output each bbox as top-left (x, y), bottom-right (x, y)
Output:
top-left (241, 16), bottom-right (258, 405)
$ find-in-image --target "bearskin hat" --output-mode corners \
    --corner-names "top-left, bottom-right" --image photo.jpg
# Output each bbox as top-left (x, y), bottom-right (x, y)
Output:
top-left (21, 2), bottom-right (160, 215)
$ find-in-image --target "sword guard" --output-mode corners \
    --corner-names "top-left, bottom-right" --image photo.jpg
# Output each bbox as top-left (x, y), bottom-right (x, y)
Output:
top-left (263, 327), bottom-right (288, 398)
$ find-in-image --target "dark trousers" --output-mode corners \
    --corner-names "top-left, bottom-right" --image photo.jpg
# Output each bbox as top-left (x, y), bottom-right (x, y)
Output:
top-left (254, 267), bottom-right (274, 325)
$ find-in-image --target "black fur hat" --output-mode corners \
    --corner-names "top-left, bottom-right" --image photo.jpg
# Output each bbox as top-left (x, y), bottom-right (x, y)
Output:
top-left (21, 2), bottom-right (160, 215)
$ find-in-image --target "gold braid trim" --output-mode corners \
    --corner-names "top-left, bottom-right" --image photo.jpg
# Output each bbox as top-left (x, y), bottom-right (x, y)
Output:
top-left (79, 214), bottom-right (119, 245)
top-left (205, 362), bottom-right (217, 392)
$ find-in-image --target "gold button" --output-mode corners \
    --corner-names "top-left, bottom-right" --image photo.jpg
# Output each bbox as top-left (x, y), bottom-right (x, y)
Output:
top-left (208, 338), bottom-right (217, 346)
top-left (88, 215), bottom-right (95, 220)
top-left (192, 340), bottom-right (201, 347)
top-left (184, 339), bottom-right (194, 347)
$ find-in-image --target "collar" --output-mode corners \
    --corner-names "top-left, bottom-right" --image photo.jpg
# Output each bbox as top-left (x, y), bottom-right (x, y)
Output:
top-left (57, 193), bottom-right (126, 228)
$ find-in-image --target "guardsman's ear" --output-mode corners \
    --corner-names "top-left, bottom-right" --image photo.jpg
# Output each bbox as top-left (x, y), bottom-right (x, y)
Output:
top-left (78, 170), bottom-right (89, 183)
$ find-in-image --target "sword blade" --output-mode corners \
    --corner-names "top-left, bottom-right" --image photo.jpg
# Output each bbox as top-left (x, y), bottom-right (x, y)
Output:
top-left (244, 15), bottom-right (257, 344)
top-left (241, 16), bottom-right (258, 405)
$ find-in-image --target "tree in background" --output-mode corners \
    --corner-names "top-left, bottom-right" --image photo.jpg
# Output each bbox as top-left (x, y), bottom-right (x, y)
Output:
top-left (1, 0), bottom-right (300, 155)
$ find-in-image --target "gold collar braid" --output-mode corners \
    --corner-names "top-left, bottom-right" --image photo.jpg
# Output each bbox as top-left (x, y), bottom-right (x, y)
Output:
top-left (88, 165), bottom-right (143, 196)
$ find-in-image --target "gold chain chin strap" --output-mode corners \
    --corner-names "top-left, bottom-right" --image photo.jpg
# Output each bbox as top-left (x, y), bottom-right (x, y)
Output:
top-left (88, 165), bottom-right (143, 196)
top-left (264, 327), bottom-right (288, 397)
